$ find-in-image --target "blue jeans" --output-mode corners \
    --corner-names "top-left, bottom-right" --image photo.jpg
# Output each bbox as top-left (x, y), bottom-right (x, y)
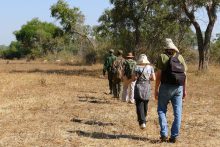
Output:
top-left (157, 84), bottom-right (183, 138)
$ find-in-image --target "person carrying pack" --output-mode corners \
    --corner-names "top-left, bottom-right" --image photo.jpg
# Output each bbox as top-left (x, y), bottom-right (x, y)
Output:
top-left (112, 50), bottom-right (125, 98)
top-left (134, 54), bottom-right (155, 129)
top-left (103, 49), bottom-right (116, 94)
top-left (122, 52), bottom-right (137, 103)
top-left (155, 38), bottom-right (187, 143)
top-left (161, 52), bottom-right (186, 85)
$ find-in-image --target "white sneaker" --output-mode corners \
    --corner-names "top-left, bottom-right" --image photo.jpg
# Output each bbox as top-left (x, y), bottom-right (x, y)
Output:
top-left (140, 123), bottom-right (146, 129)
top-left (128, 100), bottom-right (135, 104)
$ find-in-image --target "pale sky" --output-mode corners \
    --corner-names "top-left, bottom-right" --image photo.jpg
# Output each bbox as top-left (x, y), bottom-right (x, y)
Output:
top-left (0, 0), bottom-right (219, 45)
top-left (0, 0), bottom-right (111, 45)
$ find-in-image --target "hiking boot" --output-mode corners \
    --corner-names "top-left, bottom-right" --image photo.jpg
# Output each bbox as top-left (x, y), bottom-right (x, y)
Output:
top-left (140, 123), bottom-right (146, 129)
top-left (169, 137), bottom-right (177, 143)
top-left (160, 136), bottom-right (168, 142)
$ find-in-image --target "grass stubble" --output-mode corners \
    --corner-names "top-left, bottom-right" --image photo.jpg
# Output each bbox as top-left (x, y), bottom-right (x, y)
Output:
top-left (0, 60), bottom-right (219, 146)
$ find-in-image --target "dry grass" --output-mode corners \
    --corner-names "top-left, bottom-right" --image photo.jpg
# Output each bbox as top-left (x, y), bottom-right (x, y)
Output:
top-left (0, 60), bottom-right (219, 146)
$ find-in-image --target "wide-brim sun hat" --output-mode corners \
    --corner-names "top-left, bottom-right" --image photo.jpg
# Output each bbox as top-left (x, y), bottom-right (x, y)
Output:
top-left (164, 38), bottom-right (179, 52)
top-left (126, 52), bottom-right (134, 58)
top-left (109, 49), bottom-right (114, 53)
top-left (137, 54), bottom-right (150, 64)
top-left (118, 50), bottom-right (123, 54)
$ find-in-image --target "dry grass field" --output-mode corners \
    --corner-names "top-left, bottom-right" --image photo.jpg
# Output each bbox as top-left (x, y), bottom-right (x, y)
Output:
top-left (0, 60), bottom-right (219, 147)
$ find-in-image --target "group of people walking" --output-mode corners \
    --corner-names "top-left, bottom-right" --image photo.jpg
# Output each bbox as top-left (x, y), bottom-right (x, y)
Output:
top-left (103, 38), bottom-right (187, 143)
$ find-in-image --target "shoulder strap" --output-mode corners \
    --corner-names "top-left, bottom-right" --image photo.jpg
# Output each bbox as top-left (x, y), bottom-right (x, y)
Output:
top-left (174, 53), bottom-right (179, 58)
top-left (137, 65), bottom-right (147, 81)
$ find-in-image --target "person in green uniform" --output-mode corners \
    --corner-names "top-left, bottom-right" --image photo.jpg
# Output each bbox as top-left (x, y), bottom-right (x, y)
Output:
top-left (103, 49), bottom-right (116, 94)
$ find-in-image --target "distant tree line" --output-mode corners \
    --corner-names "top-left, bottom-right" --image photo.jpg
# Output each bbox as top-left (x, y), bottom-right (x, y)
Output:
top-left (0, 0), bottom-right (220, 69)
top-left (0, 0), bottom-right (95, 64)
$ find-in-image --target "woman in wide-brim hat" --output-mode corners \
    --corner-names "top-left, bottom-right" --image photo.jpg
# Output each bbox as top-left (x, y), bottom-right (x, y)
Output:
top-left (133, 54), bottom-right (155, 129)
top-left (137, 54), bottom-right (150, 65)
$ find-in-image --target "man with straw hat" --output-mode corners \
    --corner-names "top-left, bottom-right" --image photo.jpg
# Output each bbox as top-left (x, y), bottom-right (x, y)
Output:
top-left (122, 52), bottom-right (137, 104)
top-left (133, 54), bottom-right (155, 129)
top-left (155, 38), bottom-right (187, 143)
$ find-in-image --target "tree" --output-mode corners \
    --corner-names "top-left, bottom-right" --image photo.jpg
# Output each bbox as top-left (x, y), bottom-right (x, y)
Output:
top-left (97, 0), bottom-right (193, 59)
top-left (14, 18), bottom-right (60, 57)
top-left (50, 0), bottom-right (94, 49)
top-left (98, 0), bottom-right (150, 53)
top-left (170, 0), bottom-right (220, 70)
top-left (210, 34), bottom-right (220, 63)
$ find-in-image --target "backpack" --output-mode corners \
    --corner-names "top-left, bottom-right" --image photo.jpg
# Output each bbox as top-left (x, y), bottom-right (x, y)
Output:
top-left (112, 57), bottom-right (124, 80)
top-left (124, 60), bottom-right (136, 79)
top-left (161, 53), bottom-right (186, 85)
top-left (106, 55), bottom-right (116, 72)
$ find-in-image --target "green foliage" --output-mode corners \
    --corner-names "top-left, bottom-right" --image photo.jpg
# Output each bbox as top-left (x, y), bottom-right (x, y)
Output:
top-left (3, 0), bottom-right (91, 61)
top-left (96, 0), bottom-right (194, 60)
top-left (51, 0), bottom-right (84, 33)
top-left (0, 45), bottom-right (9, 50)
top-left (210, 39), bottom-right (220, 63)
top-left (0, 42), bottom-right (22, 59)
top-left (51, 0), bottom-right (94, 63)
top-left (14, 18), bottom-right (60, 57)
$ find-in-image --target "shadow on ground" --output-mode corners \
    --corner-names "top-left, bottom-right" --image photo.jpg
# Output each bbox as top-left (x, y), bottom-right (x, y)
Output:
top-left (68, 130), bottom-right (160, 143)
top-left (10, 68), bottom-right (101, 77)
top-left (71, 118), bottom-right (115, 126)
top-left (78, 96), bottom-right (111, 104)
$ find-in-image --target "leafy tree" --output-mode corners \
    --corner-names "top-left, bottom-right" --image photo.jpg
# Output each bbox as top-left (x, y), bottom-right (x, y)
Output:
top-left (14, 18), bottom-right (60, 57)
top-left (97, 0), bottom-right (194, 60)
top-left (210, 34), bottom-right (220, 63)
top-left (0, 41), bottom-right (23, 59)
top-left (51, 0), bottom-right (94, 49)
top-left (169, 0), bottom-right (220, 70)
top-left (0, 45), bottom-right (9, 50)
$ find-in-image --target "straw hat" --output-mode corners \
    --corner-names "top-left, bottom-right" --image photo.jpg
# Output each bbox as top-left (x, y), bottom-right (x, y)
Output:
top-left (164, 38), bottom-right (179, 52)
top-left (137, 54), bottom-right (150, 64)
top-left (117, 50), bottom-right (123, 56)
top-left (118, 50), bottom-right (123, 54)
top-left (109, 49), bottom-right (114, 53)
top-left (126, 52), bottom-right (134, 58)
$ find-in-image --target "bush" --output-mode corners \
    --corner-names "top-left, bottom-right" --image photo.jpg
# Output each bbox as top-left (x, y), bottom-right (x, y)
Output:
top-left (0, 48), bottom-right (21, 59)
top-left (85, 51), bottom-right (97, 65)
top-left (210, 41), bottom-right (220, 64)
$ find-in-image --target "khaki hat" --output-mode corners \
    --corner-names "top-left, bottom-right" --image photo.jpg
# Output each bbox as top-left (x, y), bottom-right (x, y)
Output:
top-left (137, 54), bottom-right (150, 64)
top-left (118, 50), bottom-right (123, 54)
top-left (164, 38), bottom-right (179, 52)
top-left (126, 52), bottom-right (134, 58)
top-left (109, 49), bottom-right (114, 53)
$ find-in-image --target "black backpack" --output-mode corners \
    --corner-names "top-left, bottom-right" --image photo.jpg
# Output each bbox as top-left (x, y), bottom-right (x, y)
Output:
top-left (161, 53), bottom-right (186, 85)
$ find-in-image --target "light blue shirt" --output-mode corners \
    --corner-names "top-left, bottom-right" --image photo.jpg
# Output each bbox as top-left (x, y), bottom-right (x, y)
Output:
top-left (135, 65), bottom-right (154, 81)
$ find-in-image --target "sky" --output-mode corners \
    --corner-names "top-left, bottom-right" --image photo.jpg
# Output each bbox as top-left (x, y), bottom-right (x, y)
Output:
top-left (0, 0), bottom-right (219, 46)
top-left (0, 0), bottom-right (111, 45)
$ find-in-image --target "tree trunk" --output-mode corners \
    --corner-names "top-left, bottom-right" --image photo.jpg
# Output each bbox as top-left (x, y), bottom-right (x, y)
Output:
top-left (182, 1), bottom-right (217, 71)
top-left (198, 48), bottom-right (205, 70)
top-left (133, 24), bottom-right (141, 57)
